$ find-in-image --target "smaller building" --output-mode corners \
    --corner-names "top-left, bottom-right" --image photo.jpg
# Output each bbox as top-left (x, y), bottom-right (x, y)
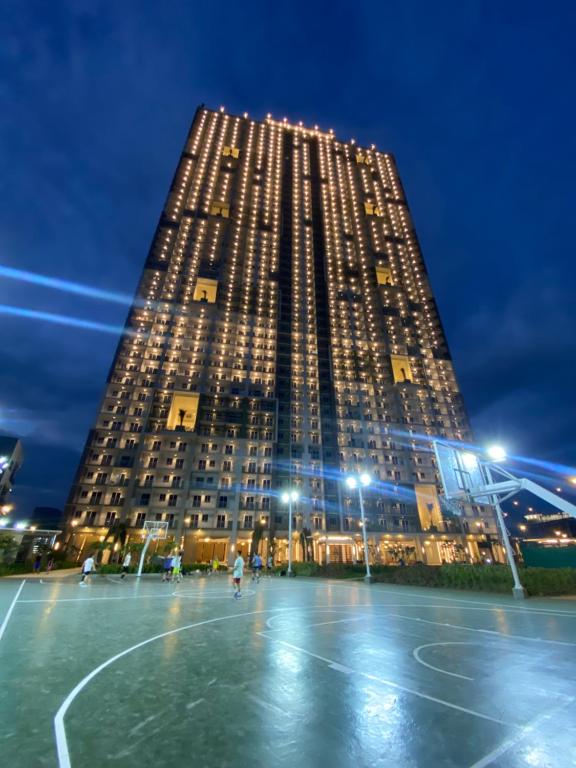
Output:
top-left (0, 525), bottom-right (61, 565)
top-left (31, 507), bottom-right (64, 530)
top-left (0, 436), bottom-right (23, 507)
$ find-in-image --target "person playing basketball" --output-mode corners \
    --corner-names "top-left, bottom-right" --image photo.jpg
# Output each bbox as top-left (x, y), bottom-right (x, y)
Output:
top-left (232, 552), bottom-right (244, 599)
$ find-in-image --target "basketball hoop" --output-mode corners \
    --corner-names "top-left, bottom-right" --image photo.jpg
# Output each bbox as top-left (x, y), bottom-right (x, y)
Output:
top-left (138, 521), bottom-right (169, 577)
top-left (143, 521), bottom-right (168, 540)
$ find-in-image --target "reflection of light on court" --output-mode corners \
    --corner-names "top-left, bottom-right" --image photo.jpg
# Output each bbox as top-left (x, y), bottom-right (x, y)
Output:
top-left (0, 304), bottom-right (136, 336)
top-left (362, 686), bottom-right (398, 717)
top-left (273, 646), bottom-right (302, 673)
top-left (525, 747), bottom-right (547, 766)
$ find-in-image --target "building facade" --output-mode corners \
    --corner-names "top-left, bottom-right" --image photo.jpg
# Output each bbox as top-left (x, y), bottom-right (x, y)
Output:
top-left (64, 106), bottom-right (497, 566)
top-left (0, 436), bottom-right (23, 510)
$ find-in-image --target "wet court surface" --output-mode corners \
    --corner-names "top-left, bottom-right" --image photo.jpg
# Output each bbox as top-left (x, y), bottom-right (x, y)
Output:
top-left (0, 574), bottom-right (575, 768)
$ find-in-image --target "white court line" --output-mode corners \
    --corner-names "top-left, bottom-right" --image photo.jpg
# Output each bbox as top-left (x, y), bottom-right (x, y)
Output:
top-left (386, 612), bottom-right (576, 647)
top-left (266, 617), bottom-right (365, 632)
top-left (263, 604), bottom-right (576, 647)
top-left (0, 580), bottom-right (25, 643)
top-left (316, 580), bottom-right (576, 617)
top-left (19, 594), bottom-right (177, 604)
top-left (468, 696), bottom-right (575, 768)
top-left (53, 608), bottom-right (276, 768)
top-left (413, 642), bottom-right (476, 681)
top-left (257, 631), bottom-right (510, 726)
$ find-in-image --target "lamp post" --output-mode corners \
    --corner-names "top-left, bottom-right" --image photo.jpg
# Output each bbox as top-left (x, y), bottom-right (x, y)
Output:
top-left (281, 489), bottom-right (299, 576)
top-left (346, 473), bottom-right (372, 582)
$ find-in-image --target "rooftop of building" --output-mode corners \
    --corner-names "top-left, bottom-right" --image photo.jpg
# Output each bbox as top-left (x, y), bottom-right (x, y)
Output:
top-left (200, 104), bottom-right (392, 158)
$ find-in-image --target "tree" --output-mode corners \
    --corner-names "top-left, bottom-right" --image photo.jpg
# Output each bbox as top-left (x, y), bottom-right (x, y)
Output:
top-left (178, 408), bottom-right (187, 427)
top-left (100, 521), bottom-right (129, 562)
top-left (300, 527), bottom-right (314, 562)
top-left (250, 520), bottom-right (266, 558)
top-left (0, 533), bottom-right (18, 563)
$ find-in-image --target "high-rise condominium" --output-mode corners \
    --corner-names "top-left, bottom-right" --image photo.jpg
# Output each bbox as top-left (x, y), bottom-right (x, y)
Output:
top-left (65, 106), bottom-right (496, 566)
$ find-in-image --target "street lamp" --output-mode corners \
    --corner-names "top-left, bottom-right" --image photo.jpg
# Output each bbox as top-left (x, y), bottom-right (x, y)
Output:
top-left (486, 445), bottom-right (506, 462)
top-left (281, 489), bottom-right (299, 576)
top-left (345, 473), bottom-right (372, 581)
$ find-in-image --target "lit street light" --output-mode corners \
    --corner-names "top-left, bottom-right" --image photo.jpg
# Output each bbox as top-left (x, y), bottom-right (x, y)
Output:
top-left (486, 445), bottom-right (507, 462)
top-left (345, 473), bottom-right (372, 582)
top-left (280, 489), bottom-right (299, 576)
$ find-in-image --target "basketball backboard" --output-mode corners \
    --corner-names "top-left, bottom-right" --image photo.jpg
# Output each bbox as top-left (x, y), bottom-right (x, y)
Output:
top-left (433, 441), bottom-right (491, 504)
top-left (143, 521), bottom-right (168, 540)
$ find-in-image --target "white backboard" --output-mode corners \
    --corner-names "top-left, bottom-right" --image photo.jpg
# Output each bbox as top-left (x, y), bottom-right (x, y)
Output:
top-left (433, 441), bottom-right (491, 504)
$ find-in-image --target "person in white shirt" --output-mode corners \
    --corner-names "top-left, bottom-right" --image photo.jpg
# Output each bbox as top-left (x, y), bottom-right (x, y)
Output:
top-left (232, 553), bottom-right (244, 599)
top-left (120, 552), bottom-right (131, 579)
top-left (172, 553), bottom-right (182, 583)
top-left (80, 554), bottom-right (97, 586)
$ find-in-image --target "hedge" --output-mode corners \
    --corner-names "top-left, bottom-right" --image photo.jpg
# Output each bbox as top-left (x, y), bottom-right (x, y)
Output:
top-left (96, 562), bottom-right (215, 574)
top-left (0, 561), bottom-right (78, 578)
top-left (283, 562), bottom-right (576, 596)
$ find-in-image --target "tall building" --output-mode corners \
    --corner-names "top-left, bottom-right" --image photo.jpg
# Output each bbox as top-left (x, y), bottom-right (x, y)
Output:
top-left (65, 106), bottom-right (497, 566)
top-left (0, 435), bottom-right (23, 510)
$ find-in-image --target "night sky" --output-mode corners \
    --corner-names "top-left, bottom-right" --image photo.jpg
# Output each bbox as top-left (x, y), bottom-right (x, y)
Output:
top-left (1, 1), bottom-right (575, 518)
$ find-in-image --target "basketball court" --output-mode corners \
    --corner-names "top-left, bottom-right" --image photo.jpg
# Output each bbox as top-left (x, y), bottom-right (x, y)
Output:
top-left (1, 573), bottom-right (575, 767)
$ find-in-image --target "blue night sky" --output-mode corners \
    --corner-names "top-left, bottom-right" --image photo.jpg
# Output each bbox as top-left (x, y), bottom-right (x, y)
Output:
top-left (1, 1), bottom-right (575, 517)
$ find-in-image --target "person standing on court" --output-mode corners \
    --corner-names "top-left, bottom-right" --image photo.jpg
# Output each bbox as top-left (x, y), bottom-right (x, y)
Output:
top-left (232, 551), bottom-right (244, 599)
top-left (79, 553), bottom-right (97, 586)
top-left (120, 551), bottom-right (131, 579)
top-left (162, 553), bottom-right (174, 582)
top-left (172, 552), bottom-right (182, 583)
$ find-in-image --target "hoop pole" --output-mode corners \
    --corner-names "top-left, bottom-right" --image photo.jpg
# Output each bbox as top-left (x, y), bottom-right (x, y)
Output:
top-left (485, 465), bottom-right (527, 599)
top-left (137, 533), bottom-right (154, 578)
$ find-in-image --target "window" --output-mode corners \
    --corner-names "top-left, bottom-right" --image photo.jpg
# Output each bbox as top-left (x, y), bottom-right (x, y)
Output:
top-left (198, 460), bottom-right (206, 470)
top-left (152, 441), bottom-right (162, 451)
top-left (159, 494), bottom-right (166, 501)
top-left (104, 511), bottom-right (116, 526)
top-left (90, 491), bottom-right (102, 504)
top-left (140, 493), bottom-right (150, 506)
top-left (168, 494), bottom-right (178, 507)
top-left (192, 495), bottom-right (201, 507)
top-left (225, 445), bottom-right (233, 455)
top-left (189, 514), bottom-right (199, 528)
top-left (201, 514), bottom-right (209, 523)
top-left (218, 496), bottom-right (228, 508)
top-left (203, 495), bottom-right (211, 503)
top-left (110, 492), bottom-right (123, 506)
top-left (243, 515), bottom-right (253, 529)
top-left (135, 512), bottom-right (146, 528)
top-left (216, 515), bottom-right (226, 529)
top-left (209, 201), bottom-right (230, 218)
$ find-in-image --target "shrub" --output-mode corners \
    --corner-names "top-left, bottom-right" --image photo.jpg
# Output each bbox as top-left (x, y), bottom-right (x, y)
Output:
top-left (288, 562), bottom-right (576, 596)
